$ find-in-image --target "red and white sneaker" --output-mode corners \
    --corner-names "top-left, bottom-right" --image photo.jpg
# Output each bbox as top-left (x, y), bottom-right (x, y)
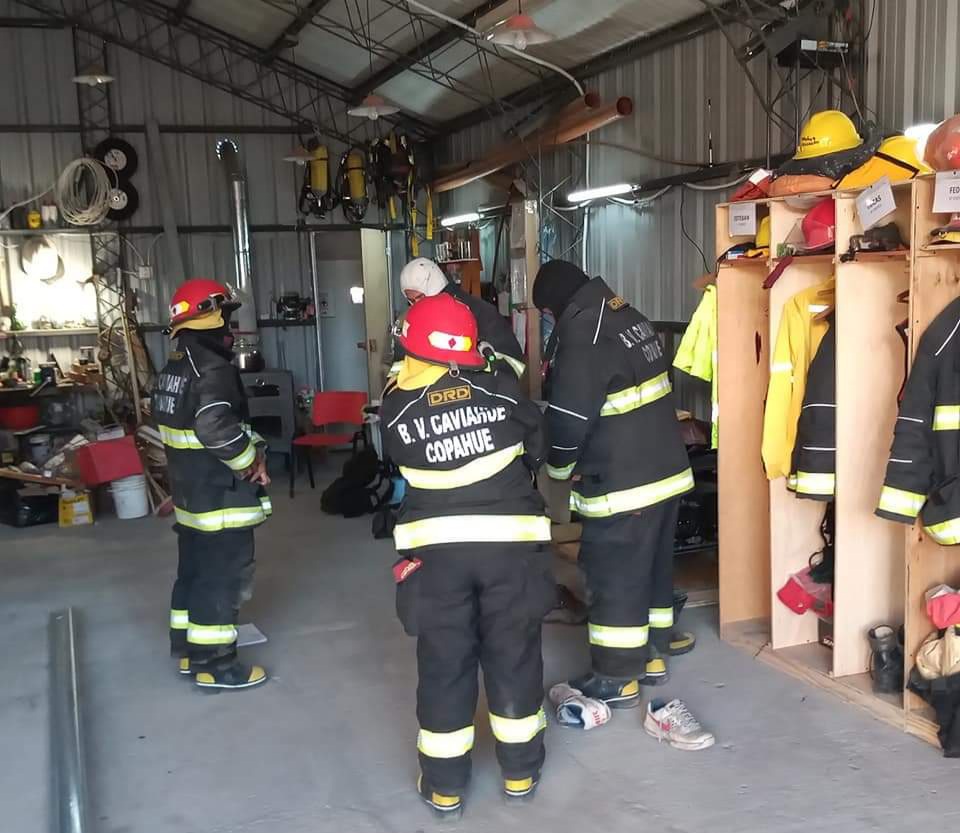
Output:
top-left (643, 698), bottom-right (715, 751)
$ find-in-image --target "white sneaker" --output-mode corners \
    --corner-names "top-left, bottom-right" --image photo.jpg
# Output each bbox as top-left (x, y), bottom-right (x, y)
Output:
top-left (643, 698), bottom-right (715, 751)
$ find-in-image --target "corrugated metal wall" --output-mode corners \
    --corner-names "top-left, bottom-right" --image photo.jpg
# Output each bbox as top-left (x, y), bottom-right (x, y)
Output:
top-left (0, 4), bottom-right (376, 391)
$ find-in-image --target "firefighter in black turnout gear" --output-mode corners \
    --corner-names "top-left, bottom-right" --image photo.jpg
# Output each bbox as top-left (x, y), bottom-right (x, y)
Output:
top-left (153, 278), bottom-right (271, 690)
top-left (380, 292), bottom-right (553, 818)
top-left (533, 260), bottom-right (694, 706)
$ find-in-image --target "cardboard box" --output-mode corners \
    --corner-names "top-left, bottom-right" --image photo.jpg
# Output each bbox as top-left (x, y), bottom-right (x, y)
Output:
top-left (59, 489), bottom-right (93, 527)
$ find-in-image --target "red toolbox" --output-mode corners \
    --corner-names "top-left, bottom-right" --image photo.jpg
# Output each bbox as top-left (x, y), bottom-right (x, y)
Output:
top-left (75, 435), bottom-right (143, 486)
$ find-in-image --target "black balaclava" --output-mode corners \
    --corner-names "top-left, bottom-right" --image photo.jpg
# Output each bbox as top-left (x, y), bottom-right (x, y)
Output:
top-left (532, 259), bottom-right (589, 316)
top-left (177, 309), bottom-right (236, 360)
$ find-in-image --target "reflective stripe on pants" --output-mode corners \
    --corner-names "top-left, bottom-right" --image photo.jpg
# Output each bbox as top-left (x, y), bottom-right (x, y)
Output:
top-left (187, 622), bottom-right (238, 645)
top-left (393, 514), bottom-right (550, 549)
top-left (648, 606), bottom-right (674, 629)
top-left (588, 622), bottom-right (649, 648)
top-left (570, 468), bottom-right (694, 518)
top-left (400, 443), bottom-right (524, 489)
top-left (170, 608), bottom-right (188, 630)
top-left (489, 709), bottom-right (547, 744)
top-left (417, 726), bottom-right (475, 759)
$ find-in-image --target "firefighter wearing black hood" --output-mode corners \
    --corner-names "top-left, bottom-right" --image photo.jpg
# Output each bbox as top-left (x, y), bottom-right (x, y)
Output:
top-left (533, 260), bottom-right (694, 707)
top-left (153, 278), bottom-right (271, 690)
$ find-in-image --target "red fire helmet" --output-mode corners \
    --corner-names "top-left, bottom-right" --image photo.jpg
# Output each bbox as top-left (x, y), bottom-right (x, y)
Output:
top-left (399, 292), bottom-right (485, 369)
top-left (798, 197), bottom-right (836, 252)
top-left (167, 278), bottom-right (240, 337)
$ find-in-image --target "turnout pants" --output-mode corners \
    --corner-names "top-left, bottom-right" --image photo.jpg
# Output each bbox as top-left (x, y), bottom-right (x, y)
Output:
top-left (169, 525), bottom-right (256, 669)
top-left (396, 543), bottom-right (555, 795)
top-left (578, 498), bottom-right (680, 680)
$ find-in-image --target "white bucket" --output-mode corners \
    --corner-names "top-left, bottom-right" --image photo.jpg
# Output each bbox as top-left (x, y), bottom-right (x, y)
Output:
top-left (110, 474), bottom-right (149, 519)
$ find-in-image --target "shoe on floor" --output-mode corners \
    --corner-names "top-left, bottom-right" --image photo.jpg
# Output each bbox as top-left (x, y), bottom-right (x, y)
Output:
top-left (503, 776), bottom-right (538, 802)
top-left (668, 630), bottom-right (696, 656)
top-left (177, 656), bottom-right (191, 676)
top-left (644, 698), bottom-right (715, 751)
top-left (194, 662), bottom-right (267, 690)
top-left (641, 645), bottom-right (669, 686)
top-left (568, 673), bottom-right (641, 709)
top-left (417, 775), bottom-right (463, 819)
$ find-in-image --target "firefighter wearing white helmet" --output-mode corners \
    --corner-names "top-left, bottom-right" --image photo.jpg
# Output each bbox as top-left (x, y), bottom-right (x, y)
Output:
top-left (393, 257), bottom-right (525, 378)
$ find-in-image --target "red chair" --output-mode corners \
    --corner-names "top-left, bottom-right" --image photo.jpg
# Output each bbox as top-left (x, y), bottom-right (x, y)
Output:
top-left (290, 391), bottom-right (367, 497)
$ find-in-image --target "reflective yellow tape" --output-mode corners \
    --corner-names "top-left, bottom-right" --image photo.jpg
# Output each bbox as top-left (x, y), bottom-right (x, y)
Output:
top-left (496, 353), bottom-right (526, 378)
top-left (400, 443), bottom-right (524, 490)
top-left (786, 474), bottom-right (798, 491)
top-left (926, 518), bottom-right (960, 545)
top-left (393, 514), bottom-right (551, 549)
top-left (224, 440), bottom-right (257, 471)
top-left (648, 607), bottom-right (674, 628)
top-left (174, 505), bottom-right (268, 532)
top-left (170, 609), bottom-right (188, 630)
top-left (795, 471), bottom-right (836, 497)
top-left (260, 496), bottom-right (273, 516)
top-left (187, 622), bottom-right (238, 645)
top-left (547, 462), bottom-right (575, 480)
top-left (934, 405), bottom-right (960, 431)
top-left (877, 485), bottom-right (925, 518)
top-left (570, 468), bottom-right (695, 518)
top-left (158, 424), bottom-right (204, 449)
top-left (489, 709), bottom-right (547, 744)
top-left (599, 372), bottom-right (672, 416)
top-left (588, 622), bottom-right (649, 648)
top-left (417, 725), bottom-right (475, 759)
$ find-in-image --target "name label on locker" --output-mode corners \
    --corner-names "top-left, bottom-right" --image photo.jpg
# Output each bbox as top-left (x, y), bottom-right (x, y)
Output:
top-left (728, 202), bottom-right (757, 237)
top-left (856, 176), bottom-right (896, 230)
top-left (933, 170), bottom-right (960, 214)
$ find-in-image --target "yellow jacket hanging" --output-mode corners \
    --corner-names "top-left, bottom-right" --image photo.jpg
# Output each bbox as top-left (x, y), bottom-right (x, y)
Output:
top-left (761, 277), bottom-right (834, 480)
top-left (674, 285), bottom-right (717, 448)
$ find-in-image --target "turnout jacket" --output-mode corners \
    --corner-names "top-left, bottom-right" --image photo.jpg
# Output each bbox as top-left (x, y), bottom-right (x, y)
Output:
top-left (152, 332), bottom-right (271, 533)
top-left (380, 363), bottom-right (549, 552)
top-left (877, 296), bottom-right (960, 544)
top-left (790, 315), bottom-right (835, 501)
top-left (544, 277), bottom-right (693, 518)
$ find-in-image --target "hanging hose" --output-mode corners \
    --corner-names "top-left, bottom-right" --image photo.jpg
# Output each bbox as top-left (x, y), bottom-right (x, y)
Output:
top-left (56, 158), bottom-right (113, 226)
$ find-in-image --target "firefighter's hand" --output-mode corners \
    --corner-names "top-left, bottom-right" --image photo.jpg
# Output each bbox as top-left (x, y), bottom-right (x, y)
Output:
top-left (244, 448), bottom-right (271, 486)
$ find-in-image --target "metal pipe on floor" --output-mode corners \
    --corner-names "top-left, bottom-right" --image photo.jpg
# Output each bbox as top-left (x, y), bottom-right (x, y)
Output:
top-left (49, 608), bottom-right (90, 833)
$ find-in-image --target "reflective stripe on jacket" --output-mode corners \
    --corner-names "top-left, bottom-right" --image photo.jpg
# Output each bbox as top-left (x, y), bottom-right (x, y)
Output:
top-left (380, 365), bottom-right (548, 551)
top-left (543, 277), bottom-right (692, 518)
top-left (152, 331), bottom-right (270, 533)
top-left (877, 296), bottom-right (960, 541)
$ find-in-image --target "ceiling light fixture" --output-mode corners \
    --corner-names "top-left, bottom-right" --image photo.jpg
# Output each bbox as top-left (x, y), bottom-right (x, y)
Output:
top-left (72, 68), bottom-right (114, 86)
top-left (440, 212), bottom-right (481, 227)
top-left (568, 183), bottom-right (637, 203)
top-left (486, 0), bottom-right (552, 51)
top-left (348, 94), bottom-right (401, 121)
top-left (282, 146), bottom-right (314, 164)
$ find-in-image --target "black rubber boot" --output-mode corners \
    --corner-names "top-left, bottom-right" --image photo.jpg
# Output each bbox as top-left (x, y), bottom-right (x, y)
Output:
top-left (568, 673), bottom-right (641, 709)
top-left (869, 625), bottom-right (903, 694)
top-left (194, 661), bottom-right (268, 690)
top-left (640, 644), bottom-right (670, 686)
top-left (417, 775), bottom-right (463, 820)
top-left (669, 591), bottom-right (696, 656)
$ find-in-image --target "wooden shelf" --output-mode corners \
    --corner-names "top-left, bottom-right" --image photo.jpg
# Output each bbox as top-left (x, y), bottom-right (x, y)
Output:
top-left (1, 328), bottom-right (98, 336)
top-left (772, 252), bottom-right (835, 263)
top-left (841, 250), bottom-right (910, 263)
top-left (719, 258), bottom-right (768, 268)
top-left (919, 242), bottom-right (960, 254)
top-left (437, 258), bottom-right (480, 264)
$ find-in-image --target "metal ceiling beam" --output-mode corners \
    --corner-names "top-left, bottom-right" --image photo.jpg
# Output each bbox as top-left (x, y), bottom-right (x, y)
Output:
top-left (435, 3), bottom-right (739, 136)
top-left (170, 0), bottom-right (191, 24)
top-left (350, 0), bottom-right (523, 100)
top-left (261, 0), bottom-right (334, 65)
top-left (12, 0), bottom-right (434, 144)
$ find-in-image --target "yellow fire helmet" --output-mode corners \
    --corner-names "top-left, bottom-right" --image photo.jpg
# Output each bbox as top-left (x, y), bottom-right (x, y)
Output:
top-left (837, 134), bottom-right (932, 190)
top-left (744, 216), bottom-right (771, 258)
top-left (794, 110), bottom-right (862, 160)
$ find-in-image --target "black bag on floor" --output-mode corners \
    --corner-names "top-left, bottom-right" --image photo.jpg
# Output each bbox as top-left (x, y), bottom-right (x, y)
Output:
top-left (321, 447), bottom-right (381, 518)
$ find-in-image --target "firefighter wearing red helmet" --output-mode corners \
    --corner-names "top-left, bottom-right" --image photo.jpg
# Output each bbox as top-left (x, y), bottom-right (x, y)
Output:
top-left (152, 278), bottom-right (271, 690)
top-left (379, 292), bottom-right (553, 818)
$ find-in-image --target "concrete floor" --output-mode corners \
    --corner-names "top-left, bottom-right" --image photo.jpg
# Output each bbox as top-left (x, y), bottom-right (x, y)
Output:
top-left (2, 478), bottom-right (958, 833)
